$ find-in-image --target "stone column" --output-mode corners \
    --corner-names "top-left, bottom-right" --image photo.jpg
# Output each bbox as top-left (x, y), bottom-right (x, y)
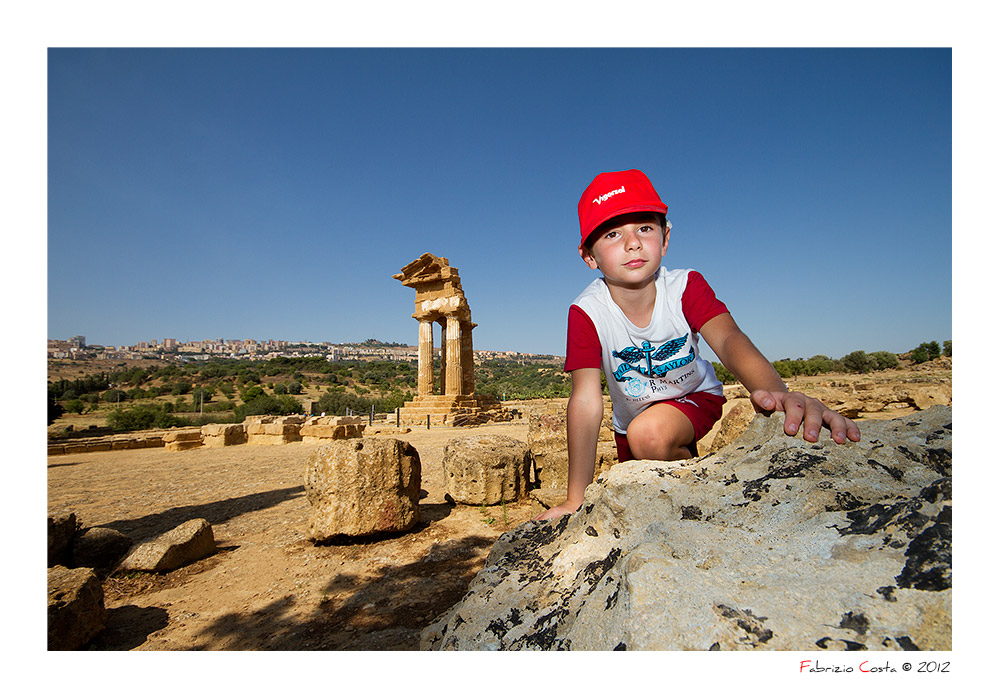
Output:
top-left (439, 318), bottom-right (448, 396)
top-left (446, 315), bottom-right (463, 396)
top-left (461, 321), bottom-right (475, 395)
top-left (418, 319), bottom-right (434, 396)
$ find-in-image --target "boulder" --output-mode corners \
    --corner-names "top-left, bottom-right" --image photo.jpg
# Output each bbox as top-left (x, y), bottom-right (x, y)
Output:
top-left (117, 518), bottom-right (217, 573)
top-left (443, 434), bottom-right (530, 505)
top-left (72, 527), bottom-right (133, 578)
top-left (305, 438), bottom-right (421, 540)
top-left (48, 512), bottom-right (77, 567)
top-left (422, 406), bottom-right (952, 651)
top-left (48, 565), bottom-right (106, 650)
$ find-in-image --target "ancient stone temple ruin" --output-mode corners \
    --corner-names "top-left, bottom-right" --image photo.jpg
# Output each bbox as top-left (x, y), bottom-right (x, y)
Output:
top-left (393, 253), bottom-right (503, 426)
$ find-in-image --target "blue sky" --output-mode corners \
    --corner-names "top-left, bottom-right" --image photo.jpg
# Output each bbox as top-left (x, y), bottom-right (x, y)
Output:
top-left (47, 48), bottom-right (951, 361)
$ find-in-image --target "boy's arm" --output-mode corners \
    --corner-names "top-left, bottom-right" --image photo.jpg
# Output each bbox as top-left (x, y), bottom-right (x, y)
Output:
top-left (700, 313), bottom-right (861, 444)
top-left (533, 368), bottom-right (605, 520)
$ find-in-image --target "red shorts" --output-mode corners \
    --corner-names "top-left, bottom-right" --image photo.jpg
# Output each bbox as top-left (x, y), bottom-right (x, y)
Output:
top-left (613, 391), bottom-right (726, 461)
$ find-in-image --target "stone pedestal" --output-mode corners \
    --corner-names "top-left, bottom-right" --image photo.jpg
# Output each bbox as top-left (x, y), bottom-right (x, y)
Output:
top-left (305, 438), bottom-right (421, 540)
top-left (443, 434), bottom-right (530, 505)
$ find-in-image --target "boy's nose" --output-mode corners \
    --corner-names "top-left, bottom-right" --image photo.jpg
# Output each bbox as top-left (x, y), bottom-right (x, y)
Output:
top-left (624, 230), bottom-right (641, 250)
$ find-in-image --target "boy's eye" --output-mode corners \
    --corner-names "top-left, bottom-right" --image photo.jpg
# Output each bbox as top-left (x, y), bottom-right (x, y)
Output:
top-left (605, 230), bottom-right (620, 239)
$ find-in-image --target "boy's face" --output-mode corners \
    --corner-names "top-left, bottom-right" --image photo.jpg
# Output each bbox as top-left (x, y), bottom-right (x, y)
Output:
top-left (579, 212), bottom-right (669, 287)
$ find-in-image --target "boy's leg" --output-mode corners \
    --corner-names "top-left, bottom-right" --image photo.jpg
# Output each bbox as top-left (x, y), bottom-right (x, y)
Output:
top-left (626, 402), bottom-right (697, 461)
top-left (625, 392), bottom-right (725, 461)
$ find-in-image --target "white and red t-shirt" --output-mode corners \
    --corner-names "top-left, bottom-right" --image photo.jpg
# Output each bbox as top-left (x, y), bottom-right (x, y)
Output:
top-left (565, 267), bottom-right (728, 433)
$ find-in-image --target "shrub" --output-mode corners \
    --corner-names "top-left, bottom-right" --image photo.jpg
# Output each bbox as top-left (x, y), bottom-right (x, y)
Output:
top-left (106, 404), bottom-right (185, 431)
top-left (234, 394), bottom-right (303, 420)
top-left (711, 362), bottom-right (736, 384)
top-left (870, 351), bottom-right (900, 371)
top-left (842, 350), bottom-right (877, 373)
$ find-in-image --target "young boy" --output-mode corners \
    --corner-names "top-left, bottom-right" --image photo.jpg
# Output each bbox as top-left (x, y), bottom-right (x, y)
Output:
top-left (535, 169), bottom-right (861, 521)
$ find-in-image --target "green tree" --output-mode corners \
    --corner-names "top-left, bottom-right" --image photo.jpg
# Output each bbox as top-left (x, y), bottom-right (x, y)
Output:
top-left (842, 350), bottom-right (876, 373)
top-left (943, 340), bottom-right (952, 357)
top-left (919, 341), bottom-right (941, 361)
top-left (869, 351), bottom-right (900, 371)
top-left (241, 385), bottom-right (265, 402)
top-left (107, 404), bottom-right (184, 431)
top-left (49, 396), bottom-right (66, 424)
top-left (102, 388), bottom-right (128, 403)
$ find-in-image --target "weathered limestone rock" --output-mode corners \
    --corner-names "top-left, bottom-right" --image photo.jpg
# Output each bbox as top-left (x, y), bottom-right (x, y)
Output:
top-left (117, 518), bottom-right (217, 573)
top-left (305, 438), bottom-right (421, 540)
top-left (72, 527), bottom-right (133, 578)
top-left (246, 420), bottom-right (302, 445)
top-left (48, 512), bottom-right (77, 567)
top-left (48, 565), bottom-right (106, 650)
top-left (528, 406), bottom-right (616, 491)
top-left (443, 435), bottom-right (531, 505)
top-left (708, 399), bottom-right (755, 453)
top-left (163, 428), bottom-right (203, 451)
top-left (422, 407), bottom-right (952, 651)
top-left (201, 423), bottom-right (247, 447)
top-left (300, 417), bottom-right (366, 443)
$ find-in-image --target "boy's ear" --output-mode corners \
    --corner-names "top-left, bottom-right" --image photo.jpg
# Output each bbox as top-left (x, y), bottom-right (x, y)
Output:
top-left (578, 244), bottom-right (600, 270)
top-left (661, 227), bottom-right (671, 255)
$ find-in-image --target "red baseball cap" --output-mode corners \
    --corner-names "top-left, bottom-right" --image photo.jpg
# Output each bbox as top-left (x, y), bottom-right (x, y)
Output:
top-left (578, 169), bottom-right (668, 246)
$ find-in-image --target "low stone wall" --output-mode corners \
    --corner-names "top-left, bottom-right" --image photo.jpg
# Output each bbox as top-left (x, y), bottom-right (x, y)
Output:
top-left (48, 415), bottom-right (368, 455)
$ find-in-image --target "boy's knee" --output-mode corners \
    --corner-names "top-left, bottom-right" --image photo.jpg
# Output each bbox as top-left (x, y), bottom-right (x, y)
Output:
top-left (626, 422), bottom-right (685, 459)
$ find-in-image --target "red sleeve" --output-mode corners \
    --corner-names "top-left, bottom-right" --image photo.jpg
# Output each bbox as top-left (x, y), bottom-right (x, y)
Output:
top-left (682, 271), bottom-right (729, 333)
top-left (564, 305), bottom-right (602, 372)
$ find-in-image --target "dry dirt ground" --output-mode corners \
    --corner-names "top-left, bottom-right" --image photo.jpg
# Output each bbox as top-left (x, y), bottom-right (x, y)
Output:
top-left (48, 367), bottom-right (950, 651)
top-left (48, 421), bottom-right (540, 650)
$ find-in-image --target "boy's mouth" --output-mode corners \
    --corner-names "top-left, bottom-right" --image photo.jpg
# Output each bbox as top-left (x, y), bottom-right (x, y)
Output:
top-left (624, 258), bottom-right (647, 269)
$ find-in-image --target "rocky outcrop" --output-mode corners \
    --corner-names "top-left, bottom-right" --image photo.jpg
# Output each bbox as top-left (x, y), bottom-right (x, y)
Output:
top-left (117, 518), bottom-right (217, 573)
top-left (422, 407), bottom-right (952, 651)
top-left (443, 434), bottom-right (530, 505)
top-left (305, 438), bottom-right (421, 540)
top-left (48, 565), bottom-right (106, 650)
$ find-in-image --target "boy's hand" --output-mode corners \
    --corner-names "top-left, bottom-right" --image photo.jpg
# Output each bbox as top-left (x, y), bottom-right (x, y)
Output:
top-left (532, 501), bottom-right (580, 521)
top-left (751, 390), bottom-right (861, 444)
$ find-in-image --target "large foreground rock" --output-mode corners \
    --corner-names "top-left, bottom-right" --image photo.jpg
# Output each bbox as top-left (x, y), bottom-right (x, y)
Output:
top-left (48, 565), bottom-right (106, 650)
top-left (117, 518), bottom-right (217, 572)
top-left (305, 437), bottom-right (421, 540)
top-left (443, 434), bottom-right (530, 505)
top-left (422, 407), bottom-right (952, 651)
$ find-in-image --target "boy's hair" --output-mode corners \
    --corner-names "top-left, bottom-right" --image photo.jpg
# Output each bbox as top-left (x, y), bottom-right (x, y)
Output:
top-left (581, 212), bottom-right (669, 252)
top-left (577, 169), bottom-right (668, 246)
